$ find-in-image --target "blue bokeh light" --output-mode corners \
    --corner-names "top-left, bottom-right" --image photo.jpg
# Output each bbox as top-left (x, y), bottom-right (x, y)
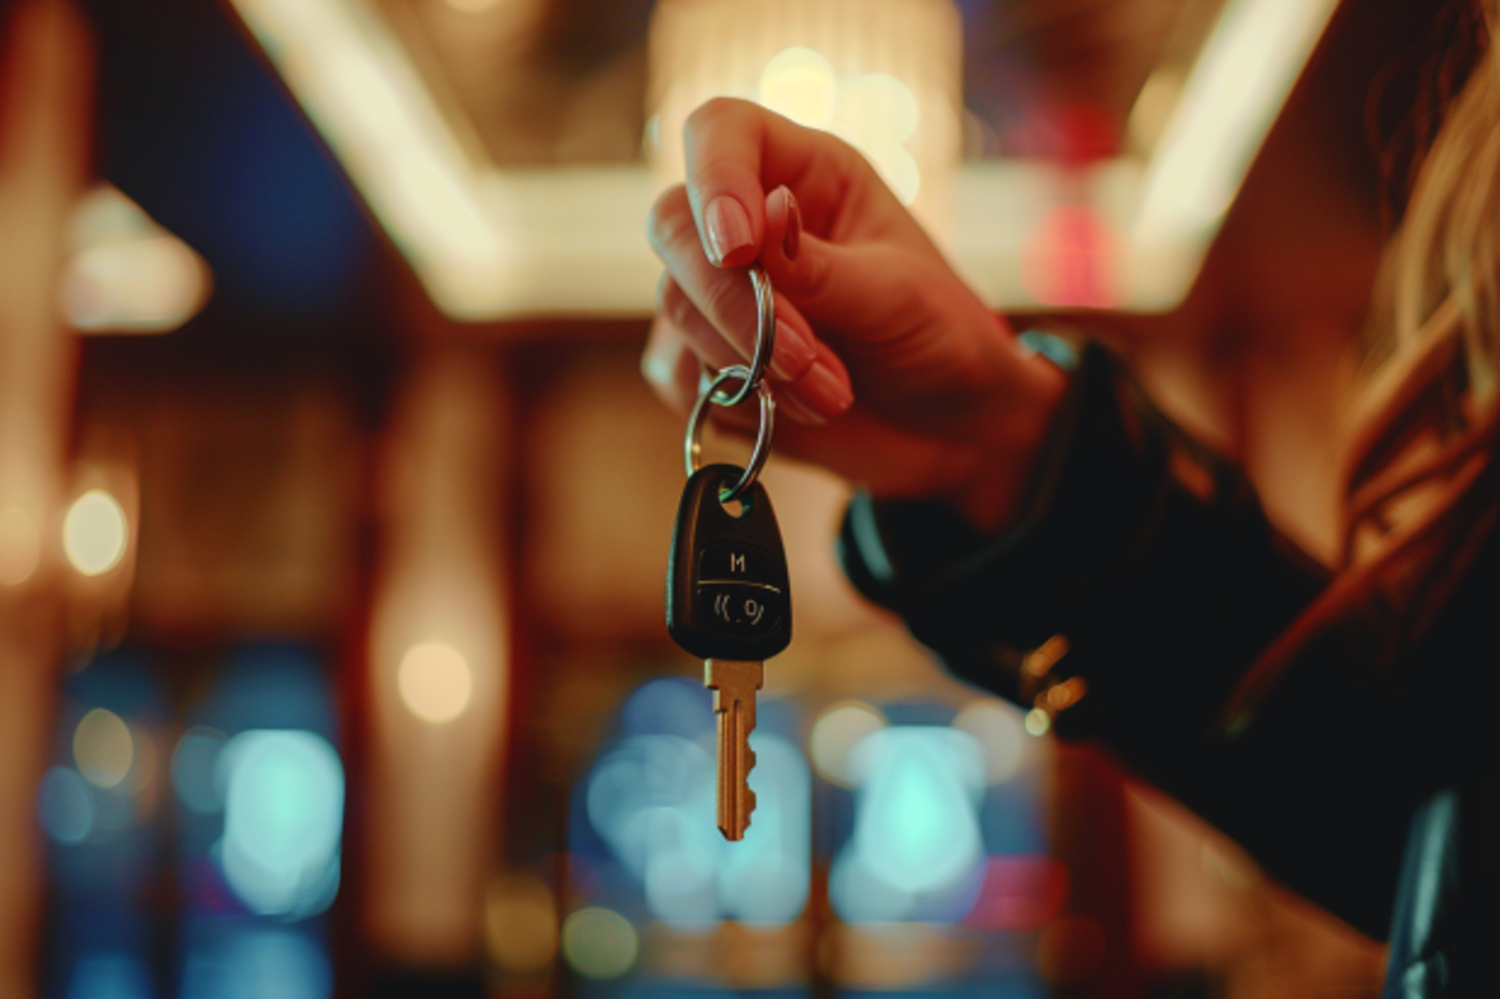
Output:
top-left (831, 727), bottom-right (986, 924)
top-left (64, 951), bottom-right (153, 999)
top-left (180, 927), bottom-right (332, 999)
top-left (39, 768), bottom-right (96, 847)
top-left (217, 730), bottom-right (344, 919)
top-left (581, 678), bottom-right (811, 927)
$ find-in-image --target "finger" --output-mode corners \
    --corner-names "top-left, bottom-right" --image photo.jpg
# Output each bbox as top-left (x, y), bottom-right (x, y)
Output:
top-left (651, 189), bottom-right (817, 373)
top-left (641, 317), bottom-right (704, 414)
top-left (758, 183), bottom-right (944, 339)
top-left (660, 269), bottom-right (852, 425)
top-left (658, 275), bottom-right (753, 371)
top-left (682, 98), bottom-right (890, 266)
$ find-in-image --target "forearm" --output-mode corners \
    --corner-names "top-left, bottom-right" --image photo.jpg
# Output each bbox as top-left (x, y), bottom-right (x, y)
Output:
top-left (838, 341), bottom-right (1417, 934)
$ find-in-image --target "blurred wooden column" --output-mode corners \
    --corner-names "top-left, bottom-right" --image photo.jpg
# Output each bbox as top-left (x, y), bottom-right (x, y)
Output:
top-left (364, 343), bottom-right (514, 970)
top-left (0, 1), bottom-right (90, 994)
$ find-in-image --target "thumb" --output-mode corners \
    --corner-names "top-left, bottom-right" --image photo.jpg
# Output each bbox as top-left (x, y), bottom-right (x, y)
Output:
top-left (760, 184), bottom-right (927, 337)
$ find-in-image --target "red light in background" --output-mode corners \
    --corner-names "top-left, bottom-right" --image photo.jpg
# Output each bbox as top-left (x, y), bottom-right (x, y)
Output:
top-left (963, 855), bottom-right (1069, 932)
top-left (1022, 203), bottom-right (1120, 309)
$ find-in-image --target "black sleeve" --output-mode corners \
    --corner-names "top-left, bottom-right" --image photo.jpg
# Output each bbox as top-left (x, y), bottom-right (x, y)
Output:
top-left (838, 341), bottom-right (1429, 939)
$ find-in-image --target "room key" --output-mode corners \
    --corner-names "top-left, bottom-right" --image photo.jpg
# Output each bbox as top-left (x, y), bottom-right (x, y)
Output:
top-left (667, 462), bottom-right (792, 840)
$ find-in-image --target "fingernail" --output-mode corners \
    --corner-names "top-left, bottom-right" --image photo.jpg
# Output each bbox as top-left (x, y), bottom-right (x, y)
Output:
top-left (795, 359), bottom-right (854, 421)
top-left (769, 318), bottom-right (817, 381)
top-left (703, 195), bottom-right (753, 266)
top-left (782, 188), bottom-right (802, 261)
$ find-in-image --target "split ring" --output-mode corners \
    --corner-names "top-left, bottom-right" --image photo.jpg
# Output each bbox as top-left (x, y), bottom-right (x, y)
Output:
top-left (709, 263), bottom-right (776, 408)
top-left (684, 364), bottom-right (776, 502)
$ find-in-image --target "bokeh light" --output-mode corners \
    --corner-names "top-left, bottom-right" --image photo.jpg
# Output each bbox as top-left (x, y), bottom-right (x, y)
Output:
top-left (484, 873), bottom-right (558, 975)
top-left (754, 48), bottom-right (924, 206)
top-left (64, 952), bottom-right (152, 999)
top-left (62, 237), bottom-right (210, 334)
top-left (810, 701), bottom-right (887, 786)
top-left (831, 726), bottom-right (986, 923)
top-left (38, 766), bottom-right (96, 845)
top-left (218, 729), bottom-right (344, 918)
top-left (757, 47), bottom-right (838, 129)
top-left (0, 506), bottom-right (42, 585)
top-left (62, 489), bottom-right (129, 577)
top-left (73, 708), bottom-right (135, 789)
top-left (172, 727), bottom-right (228, 814)
top-left (561, 907), bottom-right (638, 980)
top-left (397, 641), bottom-right (474, 724)
top-left (180, 929), bottom-right (332, 999)
top-left (584, 680), bottom-right (811, 927)
top-left (952, 699), bottom-right (1026, 785)
top-left (63, 185), bottom-right (211, 335)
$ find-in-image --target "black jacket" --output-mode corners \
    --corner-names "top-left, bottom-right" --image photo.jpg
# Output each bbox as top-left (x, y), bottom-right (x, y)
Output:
top-left (839, 344), bottom-right (1500, 998)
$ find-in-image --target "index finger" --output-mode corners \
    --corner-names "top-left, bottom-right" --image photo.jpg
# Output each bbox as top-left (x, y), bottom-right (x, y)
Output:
top-left (682, 98), bottom-right (884, 267)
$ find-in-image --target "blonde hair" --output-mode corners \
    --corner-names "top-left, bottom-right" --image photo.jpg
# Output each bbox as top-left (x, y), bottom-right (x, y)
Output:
top-left (1221, 0), bottom-right (1500, 728)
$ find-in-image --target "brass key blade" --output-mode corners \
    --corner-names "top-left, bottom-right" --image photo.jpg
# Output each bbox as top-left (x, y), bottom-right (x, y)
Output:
top-left (705, 659), bottom-right (763, 841)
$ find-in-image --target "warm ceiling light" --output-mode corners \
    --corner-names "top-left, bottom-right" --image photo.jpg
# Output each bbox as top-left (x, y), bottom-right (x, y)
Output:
top-left (397, 641), bottom-right (475, 724)
top-left (61, 186), bottom-right (211, 334)
top-left (230, 0), bottom-right (1336, 316)
top-left (62, 489), bottom-right (129, 577)
top-left (648, 0), bottom-right (962, 229)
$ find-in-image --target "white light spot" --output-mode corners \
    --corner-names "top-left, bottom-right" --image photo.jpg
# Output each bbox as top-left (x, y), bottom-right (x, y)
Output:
top-left (834, 73), bottom-right (920, 149)
top-left (62, 489), bottom-right (129, 577)
top-left (953, 699), bottom-right (1027, 785)
top-left (757, 47), bottom-right (838, 129)
top-left (397, 641), bottom-right (474, 724)
top-left (809, 702), bottom-right (887, 786)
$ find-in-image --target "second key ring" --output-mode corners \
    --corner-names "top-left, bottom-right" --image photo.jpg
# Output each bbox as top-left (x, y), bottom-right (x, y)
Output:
top-left (685, 365), bottom-right (775, 503)
top-left (710, 263), bottom-right (776, 408)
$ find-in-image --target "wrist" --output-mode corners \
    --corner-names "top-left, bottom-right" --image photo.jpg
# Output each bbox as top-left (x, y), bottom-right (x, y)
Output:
top-left (943, 349), bottom-right (1070, 535)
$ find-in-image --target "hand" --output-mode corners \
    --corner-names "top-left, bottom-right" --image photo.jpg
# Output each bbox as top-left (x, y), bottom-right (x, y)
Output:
top-left (644, 98), bottom-right (1067, 532)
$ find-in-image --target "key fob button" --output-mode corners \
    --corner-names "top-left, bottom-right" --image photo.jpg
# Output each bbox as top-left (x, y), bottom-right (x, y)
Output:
top-left (696, 542), bottom-right (778, 583)
top-left (694, 582), bottom-right (784, 635)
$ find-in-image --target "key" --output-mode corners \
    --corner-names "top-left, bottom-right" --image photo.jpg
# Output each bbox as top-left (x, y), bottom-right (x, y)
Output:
top-left (667, 463), bottom-right (792, 840)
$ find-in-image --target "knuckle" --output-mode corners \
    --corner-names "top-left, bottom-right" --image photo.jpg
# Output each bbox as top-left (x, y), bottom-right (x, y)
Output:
top-left (686, 96), bottom-right (747, 134)
top-left (790, 246), bottom-right (833, 306)
top-left (698, 275), bottom-right (741, 332)
top-left (661, 278), bottom-right (695, 328)
top-left (646, 185), bottom-right (693, 249)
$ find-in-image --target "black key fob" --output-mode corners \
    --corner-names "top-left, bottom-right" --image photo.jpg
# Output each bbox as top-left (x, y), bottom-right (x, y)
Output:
top-left (666, 463), bottom-right (792, 661)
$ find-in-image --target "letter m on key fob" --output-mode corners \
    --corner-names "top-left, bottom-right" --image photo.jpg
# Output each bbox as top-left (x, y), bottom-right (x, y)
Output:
top-left (667, 464), bottom-right (792, 661)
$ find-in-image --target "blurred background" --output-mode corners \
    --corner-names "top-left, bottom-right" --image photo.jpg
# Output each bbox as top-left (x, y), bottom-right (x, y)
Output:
top-left (0, 0), bottom-right (1430, 994)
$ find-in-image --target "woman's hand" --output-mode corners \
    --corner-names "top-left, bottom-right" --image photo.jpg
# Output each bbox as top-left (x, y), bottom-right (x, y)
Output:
top-left (644, 98), bottom-right (1067, 533)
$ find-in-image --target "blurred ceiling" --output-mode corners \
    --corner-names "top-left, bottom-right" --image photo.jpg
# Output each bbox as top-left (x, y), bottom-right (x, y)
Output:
top-left (72, 0), bottom-right (1452, 328)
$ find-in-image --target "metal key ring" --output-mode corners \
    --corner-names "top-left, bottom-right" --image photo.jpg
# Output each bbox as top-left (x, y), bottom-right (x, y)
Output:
top-left (710, 263), bottom-right (776, 409)
top-left (685, 364), bottom-right (776, 503)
